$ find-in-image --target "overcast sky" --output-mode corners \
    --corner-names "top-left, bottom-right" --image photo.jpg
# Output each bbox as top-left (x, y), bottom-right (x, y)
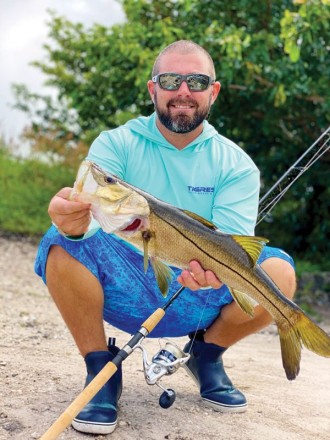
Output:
top-left (0, 0), bottom-right (126, 145)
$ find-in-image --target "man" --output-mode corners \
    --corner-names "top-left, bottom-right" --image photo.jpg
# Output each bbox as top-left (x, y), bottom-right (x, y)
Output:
top-left (35, 40), bottom-right (296, 435)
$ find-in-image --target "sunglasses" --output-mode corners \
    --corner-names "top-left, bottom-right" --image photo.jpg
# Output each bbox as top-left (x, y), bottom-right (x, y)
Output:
top-left (152, 73), bottom-right (215, 92)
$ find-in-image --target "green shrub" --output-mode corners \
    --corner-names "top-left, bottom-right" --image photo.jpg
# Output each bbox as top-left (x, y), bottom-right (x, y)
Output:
top-left (295, 260), bottom-right (326, 277)
top-left (0, 148), bottom-right (75, 235)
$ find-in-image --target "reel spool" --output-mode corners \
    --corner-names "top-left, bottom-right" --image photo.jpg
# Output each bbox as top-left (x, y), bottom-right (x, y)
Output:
top-left (135, 340), bottom-right (190, 409)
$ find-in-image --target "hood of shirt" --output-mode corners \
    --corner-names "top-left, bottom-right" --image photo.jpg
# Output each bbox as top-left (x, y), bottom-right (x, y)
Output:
top-left (123, 112), bottom-right (219, 151)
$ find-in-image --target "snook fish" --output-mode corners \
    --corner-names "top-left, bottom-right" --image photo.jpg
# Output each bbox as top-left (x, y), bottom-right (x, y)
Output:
top-left (72, 160), bottom-right (330, 380)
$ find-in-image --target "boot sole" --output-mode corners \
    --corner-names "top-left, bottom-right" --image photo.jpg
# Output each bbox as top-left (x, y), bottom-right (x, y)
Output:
top-left (202, 396), bottom-right (247, 413)
top-left (72, 418), bottom-right (117, 434)
top-left (183, 364), bottom-right (248, 414)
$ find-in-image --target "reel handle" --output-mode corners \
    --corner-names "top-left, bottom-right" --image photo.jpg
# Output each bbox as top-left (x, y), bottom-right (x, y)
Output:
top-left (159, 389), bottom-right (176, 409)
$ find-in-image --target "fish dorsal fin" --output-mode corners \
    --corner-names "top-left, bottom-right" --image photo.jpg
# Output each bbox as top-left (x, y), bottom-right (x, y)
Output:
top-left (150, 257), bottom-right (174, 298)
top-left (183, 210), bottom-right (217, 230)
top-left (232, 235), bottom-right (269, 265)
top-left (228, 287), bottom-right (257, 317)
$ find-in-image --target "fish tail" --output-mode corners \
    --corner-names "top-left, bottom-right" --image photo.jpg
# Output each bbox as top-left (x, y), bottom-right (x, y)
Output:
top-left (278, 312), bottom-right (330, 380)
top-left (297, 313), bottom-right (330, 357)
top-left (278, 325), bottom-right (302, 380)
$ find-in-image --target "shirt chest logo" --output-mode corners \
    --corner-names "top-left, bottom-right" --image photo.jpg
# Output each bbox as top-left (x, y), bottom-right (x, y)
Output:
top-left (188, 186), bottom-right (214, 194)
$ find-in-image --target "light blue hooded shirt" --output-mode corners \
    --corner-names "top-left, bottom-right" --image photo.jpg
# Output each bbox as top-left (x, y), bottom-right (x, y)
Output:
top-left (84, 112), bottom-right (260, 237)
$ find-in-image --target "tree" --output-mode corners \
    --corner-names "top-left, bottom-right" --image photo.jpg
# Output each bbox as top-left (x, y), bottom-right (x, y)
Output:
top-left (12, 0), bottom-right (330, 264)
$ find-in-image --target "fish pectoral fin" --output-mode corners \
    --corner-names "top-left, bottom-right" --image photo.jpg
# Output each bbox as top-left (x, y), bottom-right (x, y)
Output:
top-left (150, 257), bottom-right (173, 298)
top-left (228, 288), bottom-right (256, 317)
top-left (232, 235), bottom-right (269, 266)
top-left (182, 210), bottom-right (218, 230)
top-left (142, 230), bottom-right (153, 273)
top-left (143, 240), bottom-right (149, 272)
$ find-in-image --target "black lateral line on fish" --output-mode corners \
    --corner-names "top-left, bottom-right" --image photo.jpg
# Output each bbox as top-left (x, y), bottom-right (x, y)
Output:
top-left (159, 214), bottom-right (294, 327)
top-left (104, 171), bottom-right (294, 327)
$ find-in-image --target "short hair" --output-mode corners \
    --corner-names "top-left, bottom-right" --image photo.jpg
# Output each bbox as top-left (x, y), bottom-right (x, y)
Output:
top-left (152, 40), bottom-right (216, 79)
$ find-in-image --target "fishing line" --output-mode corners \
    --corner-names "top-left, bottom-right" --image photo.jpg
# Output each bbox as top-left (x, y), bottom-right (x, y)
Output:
top-left (257, 126), bottom-right (330, 225)
top-left (41, 127), bottom-right (330, 439)
top-left (180, 130), bottom-right (330, 349)
top-left (186, 288), bottom-right (213, 353)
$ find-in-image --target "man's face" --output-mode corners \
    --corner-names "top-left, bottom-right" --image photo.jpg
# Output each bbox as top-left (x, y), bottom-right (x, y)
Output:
top-left (148, 52), bottom-right (220, 134)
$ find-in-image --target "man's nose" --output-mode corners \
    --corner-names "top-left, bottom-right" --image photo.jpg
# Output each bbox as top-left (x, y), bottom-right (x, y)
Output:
top-left (177, 80), bottom-right (191, 95)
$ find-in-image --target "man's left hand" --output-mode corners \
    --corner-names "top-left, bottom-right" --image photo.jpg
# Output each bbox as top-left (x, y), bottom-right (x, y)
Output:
top-left (177, 260), bottom-right (223, 290)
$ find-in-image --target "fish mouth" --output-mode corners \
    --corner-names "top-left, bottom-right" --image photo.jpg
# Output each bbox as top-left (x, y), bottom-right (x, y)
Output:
top-left (121, 218), bottom-right (143, 232)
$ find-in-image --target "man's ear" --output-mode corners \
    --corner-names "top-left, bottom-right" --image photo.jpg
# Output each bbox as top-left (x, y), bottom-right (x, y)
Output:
top-left (147, 80), bottom-right (155, 103)
top-left (211, 81), bottom-right (221, 105)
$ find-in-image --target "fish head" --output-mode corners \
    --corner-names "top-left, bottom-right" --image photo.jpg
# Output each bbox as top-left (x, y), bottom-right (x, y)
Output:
top-left (73, 161), bottom-right (150, 234)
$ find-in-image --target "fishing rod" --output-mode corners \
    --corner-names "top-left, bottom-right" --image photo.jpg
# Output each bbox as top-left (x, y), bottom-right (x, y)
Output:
top-left (40, 127), bottom-right (329, 439)
top-left (40, 286), bottom-right (190, 440)
top-left (257, 126), bottom-right (330, 225)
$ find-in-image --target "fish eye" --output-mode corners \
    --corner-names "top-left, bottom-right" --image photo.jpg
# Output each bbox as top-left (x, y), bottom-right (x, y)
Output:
top-left (105, 175), bottom-right (116, 184)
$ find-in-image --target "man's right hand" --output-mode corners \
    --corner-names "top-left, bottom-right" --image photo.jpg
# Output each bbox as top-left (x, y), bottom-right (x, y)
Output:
top-left (48, 187), bottom-right (92, 236)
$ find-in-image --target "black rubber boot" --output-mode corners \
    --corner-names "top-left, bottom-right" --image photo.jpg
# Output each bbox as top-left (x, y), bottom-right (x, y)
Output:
top-left (184, 336), bottom-right (247, 413)
top-left (71, 339), bottom-right (123, 434)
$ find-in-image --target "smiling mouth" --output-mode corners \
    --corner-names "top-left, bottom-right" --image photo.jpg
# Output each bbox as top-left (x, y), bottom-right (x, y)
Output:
top-left (171, 104), bottom-right (194, 110)
top-left (168, 99), bottom-right (196, 110)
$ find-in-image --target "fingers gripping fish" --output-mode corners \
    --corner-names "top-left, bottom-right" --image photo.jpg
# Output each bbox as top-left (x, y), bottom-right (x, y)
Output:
top-left (71, 160), bottom-right (330, 381)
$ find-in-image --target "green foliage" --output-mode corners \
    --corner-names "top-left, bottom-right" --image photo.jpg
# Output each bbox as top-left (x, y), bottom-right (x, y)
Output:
top-left (295, 259), bottom-right (328, 277)
top-left (0, 147), bottom-right (75, 235)
top-left (295, 301), bottom-right (321, 321)
top-left (10, 0), bottom-right (330, 263)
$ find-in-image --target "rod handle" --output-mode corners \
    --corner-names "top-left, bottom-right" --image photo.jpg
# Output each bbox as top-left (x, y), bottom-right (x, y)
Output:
top-left (141, 308), bottom-right (165, 333)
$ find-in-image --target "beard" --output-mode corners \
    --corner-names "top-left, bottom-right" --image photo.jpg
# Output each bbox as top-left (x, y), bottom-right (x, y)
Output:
top-left (154, 95), bottom-right (211, 133)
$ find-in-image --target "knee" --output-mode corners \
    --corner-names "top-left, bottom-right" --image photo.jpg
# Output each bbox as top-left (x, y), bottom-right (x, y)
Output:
top-left (45, 245), bottom-right (103, 300)
top-left (46, 245), bottom-right (85, 287)
top-left (46, 245), bottom-right (74, 275)
top-left (260, 257), bottom-right (296, 300)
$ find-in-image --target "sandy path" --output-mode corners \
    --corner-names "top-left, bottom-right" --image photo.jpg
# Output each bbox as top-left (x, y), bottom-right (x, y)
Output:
top-left (1, 237), bottom-right (330, 440)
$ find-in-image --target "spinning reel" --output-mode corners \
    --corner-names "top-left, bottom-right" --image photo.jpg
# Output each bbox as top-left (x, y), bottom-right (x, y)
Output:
top-left (135, 339), bottom-right (190, 408)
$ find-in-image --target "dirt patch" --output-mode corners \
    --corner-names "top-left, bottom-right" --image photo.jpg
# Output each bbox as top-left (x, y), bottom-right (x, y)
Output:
top-left (1, 237), bottom-right (330, 440)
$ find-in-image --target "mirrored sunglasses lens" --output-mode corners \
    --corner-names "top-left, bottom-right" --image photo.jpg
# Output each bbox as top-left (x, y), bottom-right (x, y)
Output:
top-left (187, 75), bottom-right (209, 90)
top-left (159, 74), bottom-right (182, 90)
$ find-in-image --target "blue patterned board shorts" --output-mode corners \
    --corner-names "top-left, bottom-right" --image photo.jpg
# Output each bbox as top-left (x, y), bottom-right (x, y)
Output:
top-left (35, 226), bottom-right (295, 338)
